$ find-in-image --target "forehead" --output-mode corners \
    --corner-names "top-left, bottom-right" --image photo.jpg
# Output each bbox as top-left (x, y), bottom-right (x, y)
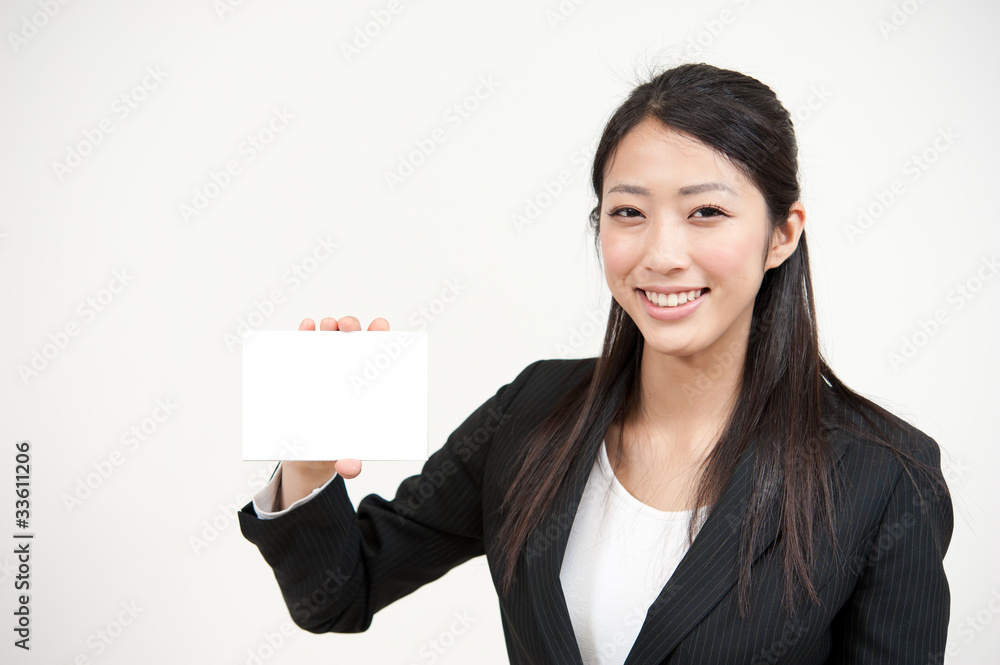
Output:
top-left (603, 117), bottom-right (755, 195)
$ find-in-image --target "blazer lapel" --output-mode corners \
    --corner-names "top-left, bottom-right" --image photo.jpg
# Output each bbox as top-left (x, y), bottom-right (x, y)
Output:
top-left (624, 408), bottom-right (850, 665)
top-left (621, 432), bottom-right (775, 665)
top-left (523, 366), bottom-right (852, 665)
top-left (523, 366), bottom-right (630, 665)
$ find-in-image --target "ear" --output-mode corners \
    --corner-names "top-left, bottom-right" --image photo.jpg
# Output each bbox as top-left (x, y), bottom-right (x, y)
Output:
top-left (764, 201), bottom-right (806, 271)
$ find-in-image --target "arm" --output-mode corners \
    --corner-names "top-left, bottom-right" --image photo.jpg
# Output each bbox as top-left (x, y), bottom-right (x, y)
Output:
top-left (238, 359), bottom-right (542, 633)
top-left (829, 435), bottom-right (954, 663)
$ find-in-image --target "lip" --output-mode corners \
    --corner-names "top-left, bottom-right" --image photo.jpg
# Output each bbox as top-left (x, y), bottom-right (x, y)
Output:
top-left (637, 285), bottom-right (707, 296)
top-left (637, 287), bottom-right (707, 321)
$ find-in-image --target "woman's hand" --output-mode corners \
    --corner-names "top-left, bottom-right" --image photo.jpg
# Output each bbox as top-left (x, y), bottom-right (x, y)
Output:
top-left (277, 315), bottom-right (390, 510)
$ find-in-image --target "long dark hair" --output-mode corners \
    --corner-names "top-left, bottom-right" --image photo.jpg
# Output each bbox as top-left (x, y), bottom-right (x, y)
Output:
top-left (494, 62), bottom-right (950, 617)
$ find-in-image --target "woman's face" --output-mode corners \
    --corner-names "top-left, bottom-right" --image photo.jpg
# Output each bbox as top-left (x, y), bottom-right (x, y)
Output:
top-left (599, 116), bottom-right (799, 362)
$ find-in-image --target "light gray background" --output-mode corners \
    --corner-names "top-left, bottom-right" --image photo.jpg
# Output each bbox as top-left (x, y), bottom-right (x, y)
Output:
top-left (1, 1), bottom-right (997, 663)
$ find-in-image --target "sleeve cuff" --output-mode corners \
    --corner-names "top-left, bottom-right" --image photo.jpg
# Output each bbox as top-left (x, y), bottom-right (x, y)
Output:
top-left (252, 462), bottom-right (341, 520)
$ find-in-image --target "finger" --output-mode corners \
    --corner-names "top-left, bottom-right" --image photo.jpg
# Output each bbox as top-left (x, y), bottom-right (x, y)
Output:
top-left (337, 316), bottom-right (361, 332)
top-left (336, 458), bottom-right (362, 479)
top-left (319, 317), bottom-right (338, 331)
top-left (299, 318), bottom-right (316, 331)
top-left (368, 317), bottom-right (390, 331)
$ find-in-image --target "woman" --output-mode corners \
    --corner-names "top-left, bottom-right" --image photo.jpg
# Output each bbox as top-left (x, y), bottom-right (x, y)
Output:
top-left (239, 63), bottom-right (953, 664)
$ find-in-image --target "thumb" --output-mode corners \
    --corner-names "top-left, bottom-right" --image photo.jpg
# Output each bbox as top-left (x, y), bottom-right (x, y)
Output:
top-left (335, 458), bottom-right (362, 479)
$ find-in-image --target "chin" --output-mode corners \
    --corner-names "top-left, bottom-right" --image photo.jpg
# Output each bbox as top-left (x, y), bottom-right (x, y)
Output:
top-left (640, 337), bottom-right (703, 358)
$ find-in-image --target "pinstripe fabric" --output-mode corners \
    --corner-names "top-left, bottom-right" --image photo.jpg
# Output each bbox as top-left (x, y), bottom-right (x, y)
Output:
top-left (239, 357), bottom-right (953, 664)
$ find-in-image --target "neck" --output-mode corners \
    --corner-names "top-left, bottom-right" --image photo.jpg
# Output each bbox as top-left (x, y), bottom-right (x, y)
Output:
top-left (613, 329), bottom-right (747, 468)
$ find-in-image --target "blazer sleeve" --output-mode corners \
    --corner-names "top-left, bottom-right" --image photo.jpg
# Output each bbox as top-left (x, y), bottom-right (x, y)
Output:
top-left (237, 359), bottom-right (543, 634)
top-left (829, 433), bottom-right (954, 663)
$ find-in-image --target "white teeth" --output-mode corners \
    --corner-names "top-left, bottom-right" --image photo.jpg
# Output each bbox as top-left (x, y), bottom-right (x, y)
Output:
top-left (644, 289), bottom-right (704, 308)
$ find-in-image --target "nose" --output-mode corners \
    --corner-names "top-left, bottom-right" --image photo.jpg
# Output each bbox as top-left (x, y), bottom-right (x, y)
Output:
top-left (643, 214), bottom-right (691, 273)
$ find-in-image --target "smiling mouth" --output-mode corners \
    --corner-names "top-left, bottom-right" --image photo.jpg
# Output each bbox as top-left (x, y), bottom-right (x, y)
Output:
top-left (638, 288), bottom-right (709, 308)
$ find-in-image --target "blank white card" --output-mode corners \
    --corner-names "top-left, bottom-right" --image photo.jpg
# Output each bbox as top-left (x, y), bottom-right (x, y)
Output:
top-left (241, 330), bottom-right (428, 461)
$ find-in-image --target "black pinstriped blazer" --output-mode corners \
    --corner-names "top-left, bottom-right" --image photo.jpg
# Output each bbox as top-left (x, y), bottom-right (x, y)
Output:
top-left (239, 357), bottom-right (953, 664)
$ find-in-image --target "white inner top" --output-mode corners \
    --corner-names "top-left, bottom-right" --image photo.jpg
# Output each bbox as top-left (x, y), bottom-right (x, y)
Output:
top-left (559, 439), bottom-right (708, 665)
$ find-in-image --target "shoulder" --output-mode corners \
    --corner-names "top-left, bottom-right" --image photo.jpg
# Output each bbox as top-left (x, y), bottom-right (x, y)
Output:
top-left (486, 356), bottom-right (597, 436)
top-left (822, 382), bottom-right (944, 472)
top-left (511, 357), bottom-right (596, 390)
top-left (821, 383), bottom-right (951, 538)
top-left (497, 356), bottom-right (597, 408)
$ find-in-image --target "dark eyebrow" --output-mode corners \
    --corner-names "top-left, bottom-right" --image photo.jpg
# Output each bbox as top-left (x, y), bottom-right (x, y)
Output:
top-left (606, 183), bottom-right (651, 196)
top-left (605, 181), bottom-right (737, 197)
top-left (677, 181), bottom-right (737, 196)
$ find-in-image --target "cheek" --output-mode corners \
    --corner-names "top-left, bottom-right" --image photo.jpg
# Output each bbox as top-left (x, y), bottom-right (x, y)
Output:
top-left (694, 231), bottom-right (766, 288)
top-left (599, 230), bottom-right (638, 282)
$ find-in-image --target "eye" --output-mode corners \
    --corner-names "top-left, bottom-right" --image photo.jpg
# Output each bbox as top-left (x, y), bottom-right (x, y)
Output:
top-left (607, 206), bottom-right (643, 218)
top-left (691, 205), bottom-right (728, 218)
